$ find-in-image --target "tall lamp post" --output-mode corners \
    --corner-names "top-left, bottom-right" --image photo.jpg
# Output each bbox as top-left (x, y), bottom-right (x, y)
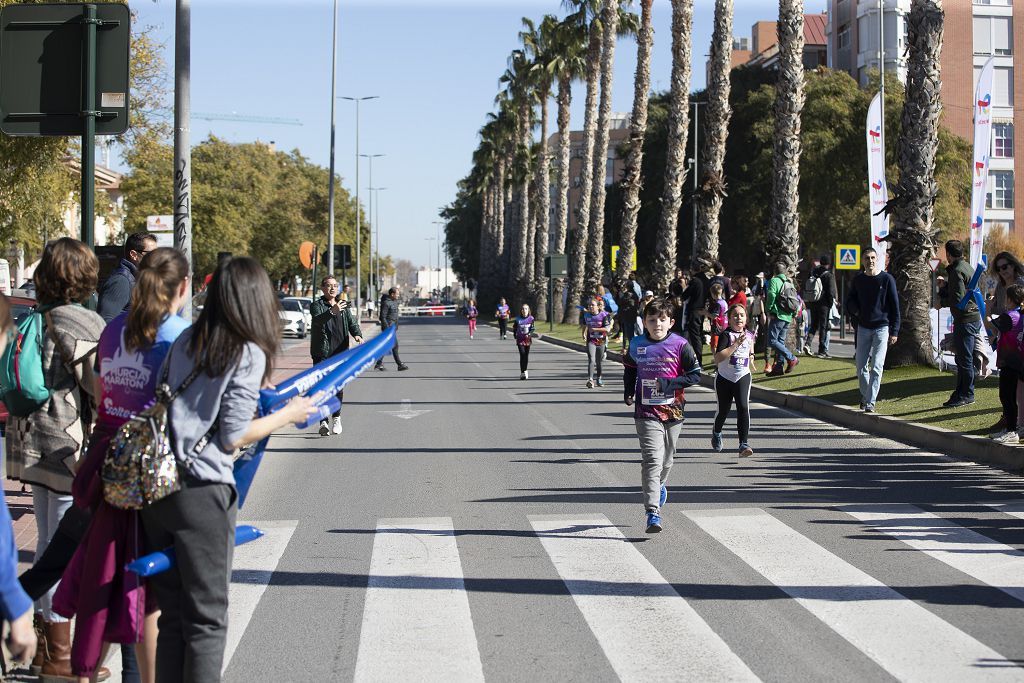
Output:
top-left (369, 186), bottom-right (387, 301)
top-left (432, 220), bottom-right (445, 301)
top-left (425, 237), bottom-right (437, 299)
top-left (340, 95), bottom-right (379, 313)
top-left (359, 152), bottom-right (384, 303)
top-left (688, 100), bottom-right (704, 269)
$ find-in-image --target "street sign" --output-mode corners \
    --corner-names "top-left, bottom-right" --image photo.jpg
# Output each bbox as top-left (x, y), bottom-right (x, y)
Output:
top-left (928, 258), bottom-right (942, 272)
top-left (543, 254), bottom-right (567, 278)
top-left (0, 3), bottom-right (131, 136)
top-left (835, 244), bottom-right (861, 270)
top-left (298, 241), bottom-right (317, 269)
top-left (322, 245), bottom-right (352, 270)
top-left (147, 215), bottom-right (174, 247)
top-left (611, 245), bottom-right (637, 272)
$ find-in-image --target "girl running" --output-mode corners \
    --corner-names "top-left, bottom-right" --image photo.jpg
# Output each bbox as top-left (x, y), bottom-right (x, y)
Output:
top-left (712, 303), bottom-right (757, 457)
top-left (582, 298), bottom-right (612, 388)
top-left (465, 299), bottom-right (479, 339)
top-left (513, 304), bottom-right (535, 380)
top-left (496, 298), bottom-right (511, 340)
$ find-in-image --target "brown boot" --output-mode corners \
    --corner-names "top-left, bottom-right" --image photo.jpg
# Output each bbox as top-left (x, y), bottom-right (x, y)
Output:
top-left (30, 612), bottom-right (47, 674)
top-left (39, 620), bottom-right (72, 681)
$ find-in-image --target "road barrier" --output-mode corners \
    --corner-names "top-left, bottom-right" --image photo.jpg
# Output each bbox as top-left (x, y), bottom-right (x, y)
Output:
top-left (398, 304), bottom-right (458, 317)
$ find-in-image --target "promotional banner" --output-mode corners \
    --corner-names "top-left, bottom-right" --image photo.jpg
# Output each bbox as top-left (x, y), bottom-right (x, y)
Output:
top-left (970, 57), bottom-right (995, 267)
top-left (866, 92), bottom-right (889, 263)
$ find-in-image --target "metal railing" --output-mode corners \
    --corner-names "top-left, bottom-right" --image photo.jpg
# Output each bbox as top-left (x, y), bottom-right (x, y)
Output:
top-left (398, 304), bottom-right (459, 317)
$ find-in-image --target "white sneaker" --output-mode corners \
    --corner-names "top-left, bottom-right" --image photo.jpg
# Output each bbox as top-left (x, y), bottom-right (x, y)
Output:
top-left (586, 379), bottom-right (594, 389)
top-left (524, 370), bottom-right (528, 379)
top-left (332, 417), bottom-right (343, 435)
top-left (990, 429), bottom-right (1009, 439)
top-left (994, 431), bottom-right (1019, 444)
top-left (318, 419), bottom-right (330, 437)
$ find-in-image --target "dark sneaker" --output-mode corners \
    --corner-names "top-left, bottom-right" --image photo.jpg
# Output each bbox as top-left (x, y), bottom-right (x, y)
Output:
top-left (397, 364), bottom-right (410, 371)
top-left (785, 357), bottom-right (800, 374)
top-left (739, 443), bottom-right (754, 457)
top-left (659, 485), bottom-right (668, 507)
top-left (711, 432), bottom-right (724, 452)
top-left (318, 419), bottom-right (330, 437)
top-left (596, 377), bottom-right (604, 387)
top-left (375, 365), bottom-right (386, 371)
top-left (765, 366), bottom-right (785, 377)
top-left (645, 510), bottom-right (663, 534)
top-left (944, 397), bottom-right (975, 408)
top-left (864, 404), bottom-right (876, 413)
top-left (815, 352), bottom-right (832, 359)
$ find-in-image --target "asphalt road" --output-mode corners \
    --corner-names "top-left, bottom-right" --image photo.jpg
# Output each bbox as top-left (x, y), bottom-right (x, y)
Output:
top-left (219, 317), bottom-right (1024, 682)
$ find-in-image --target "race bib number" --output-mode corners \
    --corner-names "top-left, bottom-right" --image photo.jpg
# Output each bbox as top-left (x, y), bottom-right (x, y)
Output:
top-left (641, 379), bottom-right (675, 406)
top-left (729, 354), bottom-right (750, 367)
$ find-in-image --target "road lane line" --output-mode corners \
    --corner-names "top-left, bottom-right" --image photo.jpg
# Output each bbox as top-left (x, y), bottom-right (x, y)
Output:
top-left (843, 503), bottom-right (1024, 604)
top-left (529, 514), bottom-right (758, 682)
top-left (353, 517), bottom-right (484, 682)
top-left (984, 501), bottom-right (1024, 521)
top-left (685, 508), bottom-right (1021, 681)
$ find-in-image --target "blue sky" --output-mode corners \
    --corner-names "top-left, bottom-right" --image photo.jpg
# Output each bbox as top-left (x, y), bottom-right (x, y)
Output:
top-left (129, 0), bottom-right (827, 267)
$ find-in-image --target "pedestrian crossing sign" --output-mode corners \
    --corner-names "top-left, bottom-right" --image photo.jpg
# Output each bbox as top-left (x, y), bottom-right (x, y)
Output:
top-left (835, 244), bottom-right (860, 270)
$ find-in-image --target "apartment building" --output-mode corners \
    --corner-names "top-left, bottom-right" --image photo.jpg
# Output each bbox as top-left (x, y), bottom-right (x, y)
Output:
top-left (827, 0), bottom-right (1020, 236)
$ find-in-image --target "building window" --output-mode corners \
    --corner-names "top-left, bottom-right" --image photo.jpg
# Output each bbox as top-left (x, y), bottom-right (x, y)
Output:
top-left (837, 24), bottom-right (851, 50)
top-left (994, 123), bottom-right (1014, 157)
top-left (977, 65), bottom-right (1015, 106)
top-left (975, 0), bottom-right (1013, 6)
top-left (988, 171), bottom-right (1014, 209)
top-left (974, 16), bottom-right (1013, 55)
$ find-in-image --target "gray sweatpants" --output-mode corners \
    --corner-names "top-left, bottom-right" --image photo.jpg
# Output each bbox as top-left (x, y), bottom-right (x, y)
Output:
top-left (636, 418), bottom-right (683, 511)
top-left (587, 343), bottom-right (605, 380)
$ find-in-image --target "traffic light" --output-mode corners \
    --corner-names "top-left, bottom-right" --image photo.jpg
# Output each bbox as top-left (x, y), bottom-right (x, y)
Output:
top-left (320, 245), bottom-right (352, 270)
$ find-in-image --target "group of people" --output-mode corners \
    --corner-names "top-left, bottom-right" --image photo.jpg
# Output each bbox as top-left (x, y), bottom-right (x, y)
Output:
top-left (0, 234), bottom-right (319, 682)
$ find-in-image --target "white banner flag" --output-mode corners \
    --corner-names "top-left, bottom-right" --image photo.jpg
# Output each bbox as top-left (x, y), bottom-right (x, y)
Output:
top-left (866, 92), bottom-right (889, 264)
top-left (970, 57), bottom-right (995, 267)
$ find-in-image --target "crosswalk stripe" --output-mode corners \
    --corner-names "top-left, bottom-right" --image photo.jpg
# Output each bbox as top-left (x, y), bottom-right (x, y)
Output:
top-left (529, 514), bottom-right (758, 682)
top-left (984, 501), bottom-right (1024, 521)
top-left (353, 517), bottom-right (484, 682)
top-left (685, 508), bottom-right (1021, 681)
top-left (843, 504), bottom-right (1024, 604)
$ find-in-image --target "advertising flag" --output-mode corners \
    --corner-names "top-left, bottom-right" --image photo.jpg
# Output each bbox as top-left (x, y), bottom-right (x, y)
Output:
top-left (866, 92), bottom-right (889, 263)
top-left (970, 57), bottom-right (995, 267)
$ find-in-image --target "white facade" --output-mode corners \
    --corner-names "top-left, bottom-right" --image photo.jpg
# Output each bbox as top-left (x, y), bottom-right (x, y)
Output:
top-left (414, 267), bottom-right (458, 299)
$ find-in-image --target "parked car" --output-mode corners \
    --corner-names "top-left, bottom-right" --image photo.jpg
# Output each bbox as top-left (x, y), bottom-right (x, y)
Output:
top-left (282, 297), bottom-right (313, 330)
top-left (279, 298), bottom-right (307, 338)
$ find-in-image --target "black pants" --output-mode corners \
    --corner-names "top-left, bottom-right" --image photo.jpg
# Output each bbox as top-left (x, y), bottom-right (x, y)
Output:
top-left (1000, 367), bottom-right (1020, 430)
top-left (713, 373), bottom-right (752, 443)
top-left (374, 325), bottom-right (403, 367)
top-left (518, 344), bottom-right (530, 372)
top-left (313, 351), bottom-right (346, 419)
top-left (807, 305), bottom-right (829, 353)
top-left (686, 319), bottom-right (704, 367)
top-left (498, 318), bottom-right (508, 337)
top-left (141, 480), bottom-right (237, 683)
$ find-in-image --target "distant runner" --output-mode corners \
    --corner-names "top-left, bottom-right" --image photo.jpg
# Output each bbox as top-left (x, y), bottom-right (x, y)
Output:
top-left (513, 304), bottom-right (535, 380)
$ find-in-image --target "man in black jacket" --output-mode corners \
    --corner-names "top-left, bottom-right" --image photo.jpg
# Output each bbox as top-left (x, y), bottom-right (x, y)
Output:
top-left (310, 275), bottom-right (363, 435)
top-left (939, 239), bottom-right (983, 408)
top-left (805, 254), bottom-right (837, 358)
top-left (96, 232), bottom-right (157, 322)
top-left (375, 287), bottom-right (409, 371)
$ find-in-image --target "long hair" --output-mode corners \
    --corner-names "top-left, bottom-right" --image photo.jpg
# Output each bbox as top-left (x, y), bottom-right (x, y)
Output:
top-left (125, 248), bottom-right (189, 351)
top-left (34, 238), bottom-right (98, 306)
top-left (991, 251), bottom-right (1024, 280)
top-left (188, 256), bottom-right (280, 383)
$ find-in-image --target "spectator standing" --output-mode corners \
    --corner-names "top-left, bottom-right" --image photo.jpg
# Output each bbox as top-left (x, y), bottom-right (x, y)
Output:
top-left (682, 271), bottom-right (708, 366)
top-left (597, 284), bottom-right (620, 339)
top-left (728, 275), bottom-right (748, 309)
top-left (6, 239), bottom-right (105, 678)
top-left (374, 288), bottom-right (409, 371)
top-left (97, 232), bottom-right (157, 323)
top-left (310, 275), bottom-right (363, 435)
top-left (668, 268), bottom-right (687, 299)
top-left (991, 284), bottom-right (1024, 443)
top-left (710, 261), bottom-right (733, 301)
top-left (803, 254), bottom-right (837, 357)
top-left (627, 271), bottom-right (643, 301)
top-left (845, 247), bottom-right (900, 412)
top-left (939, 240), bottom-right (982, 408)
top-left (618, 292), bottom-right (640, 352)
top-left (765, 263), bottom-right (800, 375)
top-left (986, 252), bottom-right (1024, 432)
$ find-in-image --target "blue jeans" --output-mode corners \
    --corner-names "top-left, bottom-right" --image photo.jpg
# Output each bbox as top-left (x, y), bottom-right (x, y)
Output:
top-left (855, 326), bottom-right (889, 407)
top-left (951, 319), bottom-right (982, 401)
top-left (767, 317), bottom-right (794, 366)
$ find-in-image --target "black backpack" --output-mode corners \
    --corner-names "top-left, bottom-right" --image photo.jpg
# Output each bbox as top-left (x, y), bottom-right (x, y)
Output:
top-left (776, 279), bottom-right (800, 315)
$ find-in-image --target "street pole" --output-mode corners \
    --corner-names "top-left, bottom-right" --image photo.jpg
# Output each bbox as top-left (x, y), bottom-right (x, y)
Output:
top-left (432, 221), bottom-right (442, 300)
top-left (425, 237), bottom-right (436, 298)
top-left (690, 101), bottom-right (702, 269)
top-left (174, 0), bottom-right (192, 311)
top-left (326, 0), bottom-right (338, 274)
top-left (343, 97), bottom-right (379, 314)
top-left (372, 187), bottom-right (387, 297)
top-left (358, 151), bottom-right (383, 304)
top-left (81, 3), bottom-right (97, 248)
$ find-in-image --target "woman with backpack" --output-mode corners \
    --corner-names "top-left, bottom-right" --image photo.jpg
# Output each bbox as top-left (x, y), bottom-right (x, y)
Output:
top-left (140, 256), bottom-right (316, 681)
top-left (4, 238), bottom-right (106, 677)
top-left (51, 248), bottom-right (192, 682)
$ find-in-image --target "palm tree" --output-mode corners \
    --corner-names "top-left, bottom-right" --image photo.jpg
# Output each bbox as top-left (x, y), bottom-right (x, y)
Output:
top-left (766, 0), bottom-right (805, 275)
top-left (563, 1), bottom-right (603, 323)
top-left (548, 16), bottom-right (588, 323)
top-left (694, 0), bottom-right (734, 268)
top-left (887, 0), bottom-right (944, 366)
top-left (653, 0), bottom-right (694, 289)
top-left (615, 0), bottom-right (653, 285)
top-left (499, 51), bottom-right (536, 300)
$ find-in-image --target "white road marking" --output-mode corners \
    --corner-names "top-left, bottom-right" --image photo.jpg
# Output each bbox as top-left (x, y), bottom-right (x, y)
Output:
top-left (353, 517), bottom-right (484, 682)
top-left (530, 514), bottom-right (758, 682)
top-left (843, 503), bottom-right (1024, 604)
top-left (685, 508), bottom-right (1021, 681)
top-left (378, 398), bottom-right (432, 419)
top-left (984, 501), bottom-right (1024, 521)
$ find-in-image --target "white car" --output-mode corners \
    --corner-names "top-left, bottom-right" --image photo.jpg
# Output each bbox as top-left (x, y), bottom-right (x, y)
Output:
top-left (279, 298), bottom-right (307, 338)
top-left (282, 297), bottom-right (313, 330)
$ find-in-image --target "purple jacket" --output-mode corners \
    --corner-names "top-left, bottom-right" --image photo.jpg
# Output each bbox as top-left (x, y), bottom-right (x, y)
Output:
top-left (623, 332), bottom-right (699, 422)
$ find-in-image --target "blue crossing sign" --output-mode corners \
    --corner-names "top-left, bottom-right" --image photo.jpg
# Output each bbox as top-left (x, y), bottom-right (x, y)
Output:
top-left (835, 244), bottom-right (861, 270)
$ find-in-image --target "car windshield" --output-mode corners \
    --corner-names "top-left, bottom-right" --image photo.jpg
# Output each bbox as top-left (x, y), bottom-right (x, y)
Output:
top-left (282, 300), bottom-right (301, 312)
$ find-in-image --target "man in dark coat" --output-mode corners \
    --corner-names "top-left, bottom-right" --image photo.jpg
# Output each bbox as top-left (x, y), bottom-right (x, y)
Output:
top-left (310, 275), bottom-right (363, 435)
top-left (375, 287), bottom-right (408, 371)
top-left (96, 232), bottom-right (157, 322)
top-left (805, 254), bottom-right (837, 357)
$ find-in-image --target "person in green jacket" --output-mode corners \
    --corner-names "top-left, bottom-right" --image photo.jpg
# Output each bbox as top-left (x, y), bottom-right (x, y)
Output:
top-left (310, 275), bottom-right (363, 435)
top-left (765, 263), bottom-right (799, 376)
top-left (939, 239), bottom-right (982, 408)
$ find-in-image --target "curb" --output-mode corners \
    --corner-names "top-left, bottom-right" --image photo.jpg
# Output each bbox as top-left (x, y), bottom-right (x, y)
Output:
top-left (535, 332), bottom-right (1024, 474)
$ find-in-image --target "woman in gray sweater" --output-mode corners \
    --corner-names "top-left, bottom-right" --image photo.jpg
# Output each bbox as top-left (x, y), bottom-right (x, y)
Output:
top-left (140, 257), bottom-right (316, 682)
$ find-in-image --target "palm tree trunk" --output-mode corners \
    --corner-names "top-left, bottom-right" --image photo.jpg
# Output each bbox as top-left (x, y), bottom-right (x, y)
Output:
top-left (477, 185), bottom-right (494, 301)
top-left (585, 0), bottom-right (620, 295)
top-left (653, 0), bottom-right (694, 287)
top-left (553, 73), bottom-right (573, 323)
top-left (516, 103), bottom-right (533, 302)
top-left (694, 0), bottom-right (734, 268)
top-left (767, 0), bottom-right (805, 275)
top-left (496, 158), bottom-right (509, 285)
top-left (616, 0), bottom-right (653, 286)
top-left (887, 0), bottom-right (944, 367)
top-left (534, 94), bottom-right (551, 322)
top-left (563, 18), bottom-right (603, 323)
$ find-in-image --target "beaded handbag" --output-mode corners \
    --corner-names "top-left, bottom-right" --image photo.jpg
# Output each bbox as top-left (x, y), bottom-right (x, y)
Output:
top-left (102, 363), bottom-right (212, 510)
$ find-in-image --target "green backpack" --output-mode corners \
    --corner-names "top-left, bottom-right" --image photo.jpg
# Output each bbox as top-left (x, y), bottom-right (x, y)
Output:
top-left (0, 306), bottom-right (51, 417)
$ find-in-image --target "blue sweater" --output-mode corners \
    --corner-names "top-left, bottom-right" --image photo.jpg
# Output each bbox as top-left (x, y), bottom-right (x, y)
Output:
top-left (0, 486), bottom-right (31, 622)
top-left (846, 271), bottom-right (901, 335)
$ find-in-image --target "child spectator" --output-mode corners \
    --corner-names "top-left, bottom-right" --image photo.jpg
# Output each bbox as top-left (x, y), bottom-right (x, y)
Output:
top-left (991, 284), bottom-right (1024, 444)
top-left (706, 283), bottom-right (728, 352)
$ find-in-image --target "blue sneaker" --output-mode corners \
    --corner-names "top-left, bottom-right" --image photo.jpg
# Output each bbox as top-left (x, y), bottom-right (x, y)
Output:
top-left (659, 485), bottom-right (668, 507)
top-left (711, 432), bottom-right (723, 452)
top-left (646, 510), bottom-right (663, 533)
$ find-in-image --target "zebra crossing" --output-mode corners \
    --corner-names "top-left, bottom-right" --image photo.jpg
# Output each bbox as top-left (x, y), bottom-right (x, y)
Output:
top-left (207, 503), bottom-right (1024, 681)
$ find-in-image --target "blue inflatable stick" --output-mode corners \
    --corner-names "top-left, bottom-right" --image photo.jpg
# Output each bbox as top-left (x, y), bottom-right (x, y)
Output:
top-left (126, 525), bottom-right (264, 577)
top-left (957, 263), bottom-right (987, 320)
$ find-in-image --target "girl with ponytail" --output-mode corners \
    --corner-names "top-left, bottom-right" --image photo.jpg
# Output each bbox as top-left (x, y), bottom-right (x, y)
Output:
top-left (52, 247), bottom-right (192, 683)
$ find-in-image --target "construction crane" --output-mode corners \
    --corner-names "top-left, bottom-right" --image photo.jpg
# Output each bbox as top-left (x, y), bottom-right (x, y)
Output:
top-left (192, 112), bottom-right (303, 126)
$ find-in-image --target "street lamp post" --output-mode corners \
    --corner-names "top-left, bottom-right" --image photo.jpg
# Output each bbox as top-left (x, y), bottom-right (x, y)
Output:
top-left (369, 186), bottom-right (387, 301)
top-left (340, 96), bottom-right (379, 314)
top-left (425, 237), bottom-right (437, 299)
top-left (689, 101), bottom-right (703, 269)
top-left (359, 152), bottom-right (384, 303)
top-left (432, 220), bottom-right (445, 301)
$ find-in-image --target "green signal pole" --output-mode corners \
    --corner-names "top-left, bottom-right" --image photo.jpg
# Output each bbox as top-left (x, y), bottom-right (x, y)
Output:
top-left (81, 3), bottom-right (97, 247)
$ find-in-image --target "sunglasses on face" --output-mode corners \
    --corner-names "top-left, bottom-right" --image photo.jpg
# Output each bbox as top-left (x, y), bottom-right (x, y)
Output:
top-left (998, 262), bottom-right (1013, 271)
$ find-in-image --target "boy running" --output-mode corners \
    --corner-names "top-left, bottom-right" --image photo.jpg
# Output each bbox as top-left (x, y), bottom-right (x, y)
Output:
top-left (582, 298), bottom-right (612, 388)
top-left (623, 298), bottom-right (701, 533)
